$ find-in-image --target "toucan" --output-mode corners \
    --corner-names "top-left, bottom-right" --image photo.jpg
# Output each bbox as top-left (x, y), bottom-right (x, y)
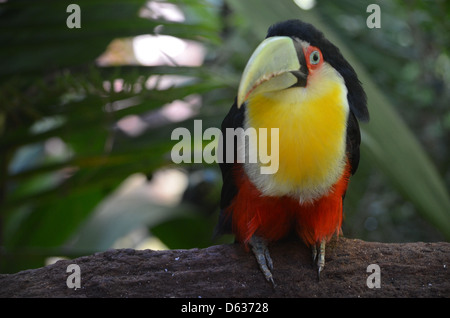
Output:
top-left (215, 19), bottom-right (369, 285)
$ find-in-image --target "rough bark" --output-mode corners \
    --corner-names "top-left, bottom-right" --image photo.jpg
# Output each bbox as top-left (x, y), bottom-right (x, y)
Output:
top-left (0, 238), bottom-right (448, 298)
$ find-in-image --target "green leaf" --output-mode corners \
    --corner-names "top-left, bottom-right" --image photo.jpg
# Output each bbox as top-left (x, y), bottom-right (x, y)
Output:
top-left (69, 198), bottom-right (193, 252)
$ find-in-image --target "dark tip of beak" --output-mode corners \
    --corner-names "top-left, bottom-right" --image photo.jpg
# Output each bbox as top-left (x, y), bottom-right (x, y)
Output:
top-left (289, 70), bottom-right (308, 88)
top-left (286, 39), bottom-right (308, 88)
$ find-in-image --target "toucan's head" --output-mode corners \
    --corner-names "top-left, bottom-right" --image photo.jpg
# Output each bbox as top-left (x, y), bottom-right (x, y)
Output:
top-left (237, 19), bottom-right (369, 122)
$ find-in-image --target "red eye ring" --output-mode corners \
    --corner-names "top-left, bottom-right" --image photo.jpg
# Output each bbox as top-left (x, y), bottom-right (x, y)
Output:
top-left (304, 45), bottom-right (323, 70)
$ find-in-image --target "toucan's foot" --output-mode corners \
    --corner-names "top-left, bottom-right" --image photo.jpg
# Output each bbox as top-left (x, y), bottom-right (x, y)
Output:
top-left (311, 240), bottom-right (326, 280)
top-left (249, 235), bottom-right (275, 287)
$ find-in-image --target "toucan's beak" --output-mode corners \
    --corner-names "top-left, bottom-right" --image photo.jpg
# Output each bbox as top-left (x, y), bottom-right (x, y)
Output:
top-left (237, 36), bottom-right (307, 108)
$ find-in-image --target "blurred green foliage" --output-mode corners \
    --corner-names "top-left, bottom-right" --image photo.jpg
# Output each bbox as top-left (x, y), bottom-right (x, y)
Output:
top-left (0, 0), bottom-right (449, 273)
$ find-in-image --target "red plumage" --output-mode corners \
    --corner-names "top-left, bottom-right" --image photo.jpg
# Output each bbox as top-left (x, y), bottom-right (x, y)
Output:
top-left (225, 161), bottom-right (351, 247)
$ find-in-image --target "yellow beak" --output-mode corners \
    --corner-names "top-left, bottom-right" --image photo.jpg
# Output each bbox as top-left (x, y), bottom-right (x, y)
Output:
top-left (237, 36), bottom-right (303, 108)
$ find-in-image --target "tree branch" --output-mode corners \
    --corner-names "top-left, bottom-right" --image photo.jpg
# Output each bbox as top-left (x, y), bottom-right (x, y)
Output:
top-left (0, 238), bottom-right (448, 297)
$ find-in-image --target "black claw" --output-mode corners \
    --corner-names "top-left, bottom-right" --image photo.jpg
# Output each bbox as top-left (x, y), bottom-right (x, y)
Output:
top-left (269, 277), bottom-right (276, 289)
top-left (317, 265), bottom-right (323, 281)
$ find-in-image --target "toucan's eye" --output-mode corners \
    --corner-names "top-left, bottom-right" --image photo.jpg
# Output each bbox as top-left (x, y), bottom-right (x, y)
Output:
top-left (310, 50), bottom-right (321, 65)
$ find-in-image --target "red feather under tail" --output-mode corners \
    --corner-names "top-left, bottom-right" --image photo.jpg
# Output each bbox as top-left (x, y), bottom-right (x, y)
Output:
top-left (225, 162), bottom-right (351, 247)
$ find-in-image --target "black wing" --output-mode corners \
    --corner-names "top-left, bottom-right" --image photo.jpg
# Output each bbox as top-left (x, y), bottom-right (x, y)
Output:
top-left (214, 99), bottom-right (245, 236)
top-left (346, 110), bottom-right (362, 176)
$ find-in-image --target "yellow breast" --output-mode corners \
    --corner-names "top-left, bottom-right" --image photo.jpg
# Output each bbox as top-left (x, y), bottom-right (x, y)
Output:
top-left (244, 73), bottom-right (349, 202)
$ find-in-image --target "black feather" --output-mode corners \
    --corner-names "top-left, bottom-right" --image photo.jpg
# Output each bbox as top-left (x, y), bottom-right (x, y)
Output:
top-left (214, 99), bottom-right (245, 236)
